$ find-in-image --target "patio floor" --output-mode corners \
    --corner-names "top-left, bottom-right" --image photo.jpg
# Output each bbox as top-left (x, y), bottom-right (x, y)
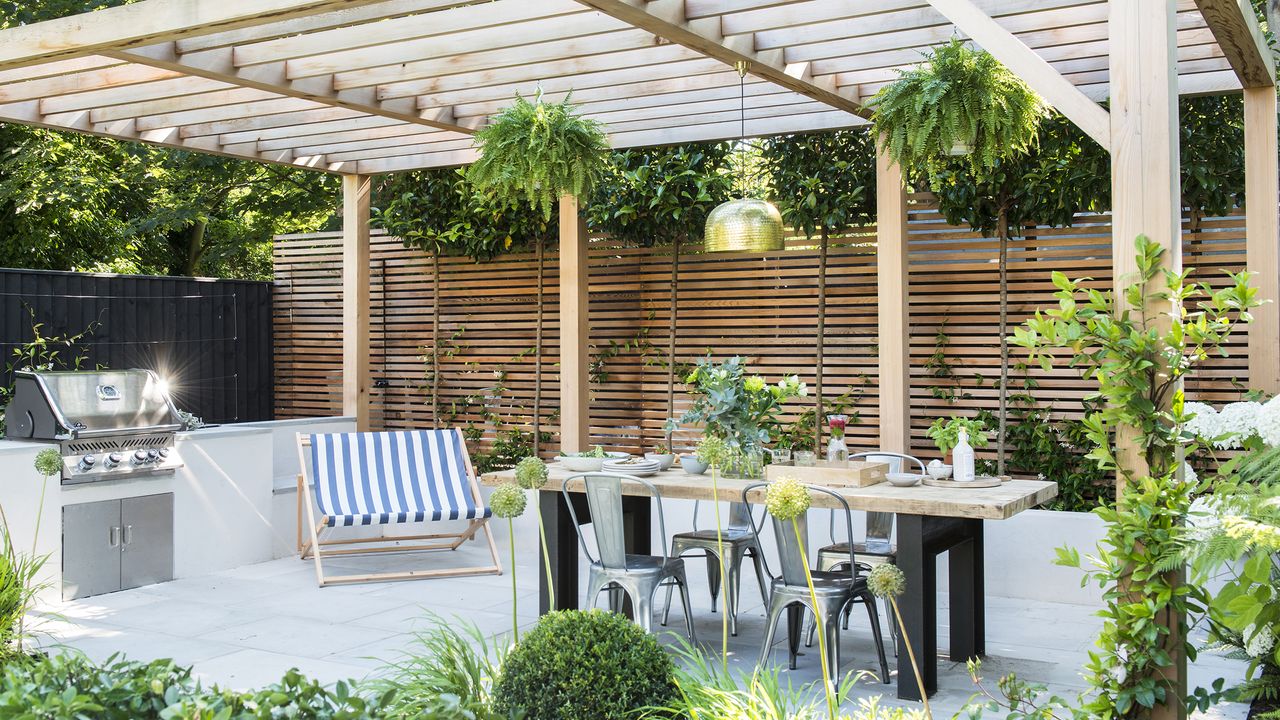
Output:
top-left (31, 535), bottom-right (1251, 718)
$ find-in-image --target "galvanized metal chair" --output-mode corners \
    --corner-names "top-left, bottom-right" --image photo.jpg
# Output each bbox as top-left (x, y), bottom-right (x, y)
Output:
top-left (813, 451), bottom-right (924, 653)
top-left (659, 500), bottom-right (769, 636)
top-left (561, 472), bottom-right (696, 641)
top-left (743, 482), bottom-right (891, 688)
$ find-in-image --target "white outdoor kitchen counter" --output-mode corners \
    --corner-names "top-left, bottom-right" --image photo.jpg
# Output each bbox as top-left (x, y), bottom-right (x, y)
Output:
top-left (0, 416), bottom-right (354, 603)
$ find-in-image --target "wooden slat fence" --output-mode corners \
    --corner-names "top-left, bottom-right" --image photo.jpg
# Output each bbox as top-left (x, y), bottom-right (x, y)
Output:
top-left (273, 198), bottom-right (1253, 466)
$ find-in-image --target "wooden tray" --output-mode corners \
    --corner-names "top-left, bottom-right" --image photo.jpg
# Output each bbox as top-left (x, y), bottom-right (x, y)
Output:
top-left (765, 460), bottom-right (889, 488)
top-left (922, 475), bottom-right (1009, 489)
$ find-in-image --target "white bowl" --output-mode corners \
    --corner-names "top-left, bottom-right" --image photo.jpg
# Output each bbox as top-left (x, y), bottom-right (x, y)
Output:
top-left (927, 464), bottom-right (953, 480)
top-left (886, 472), bottom-right (922, 487)
top-left (560, 455), bottom-right (605, 472)
top-left (645, 452), bottom-right (675, 470)
top-left (605, 451), bottom-right (630, 459)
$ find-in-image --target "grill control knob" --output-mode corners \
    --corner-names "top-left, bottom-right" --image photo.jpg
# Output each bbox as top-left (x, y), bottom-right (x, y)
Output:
top-left (146, 449), bottom-right (159, 462)
top-left (133, 449), bottom-right (148, 465)
top-left (78, 454), bottom-right (96, 471)
top-left (105, 453), bottom-right (123, 468)
top-left (157, 447), bottom-right (169, 459)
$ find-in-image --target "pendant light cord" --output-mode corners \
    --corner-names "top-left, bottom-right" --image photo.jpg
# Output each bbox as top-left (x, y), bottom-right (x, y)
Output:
top-left (736, 61), bottom-right (747, 198)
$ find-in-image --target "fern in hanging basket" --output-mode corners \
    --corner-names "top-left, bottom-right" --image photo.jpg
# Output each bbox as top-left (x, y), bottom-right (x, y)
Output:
top-left (870, 39), bottom-right (1046, 188)
top-left (467, 91), bottom-right (610, 221)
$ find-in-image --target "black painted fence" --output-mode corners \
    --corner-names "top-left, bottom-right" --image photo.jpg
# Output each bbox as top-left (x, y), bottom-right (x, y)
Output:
top-left (0, 269), bottom-right (273, 424)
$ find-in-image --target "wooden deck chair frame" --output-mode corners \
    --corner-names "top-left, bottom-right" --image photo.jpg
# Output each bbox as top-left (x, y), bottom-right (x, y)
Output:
top-left (295, 430), bottom-right (502, 587)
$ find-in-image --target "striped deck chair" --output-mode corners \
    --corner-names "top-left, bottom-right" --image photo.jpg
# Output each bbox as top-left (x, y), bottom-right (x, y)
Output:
top-left (296, 429), bottom-right (501, 586)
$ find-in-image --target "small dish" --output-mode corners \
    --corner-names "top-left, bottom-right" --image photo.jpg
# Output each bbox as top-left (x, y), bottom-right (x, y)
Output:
top-left (886, 472), bottom-right (922, 487)
top-left (927, 464), bottom-right (953, 480)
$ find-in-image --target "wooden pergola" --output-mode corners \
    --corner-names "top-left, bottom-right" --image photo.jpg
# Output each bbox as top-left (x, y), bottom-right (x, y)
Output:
top-left (0, 1), bottom-right (1276, 706)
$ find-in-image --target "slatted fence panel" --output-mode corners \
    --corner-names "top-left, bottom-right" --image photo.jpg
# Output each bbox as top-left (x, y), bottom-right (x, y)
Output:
top-left (273, 200), bottom-right (1254, 467)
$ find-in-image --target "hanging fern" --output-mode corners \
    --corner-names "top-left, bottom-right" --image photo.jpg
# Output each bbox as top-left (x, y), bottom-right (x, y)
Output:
top-left (869, 38), bottom-right (1046, 189)
top-left (466, 91), bottom-right (610, 220)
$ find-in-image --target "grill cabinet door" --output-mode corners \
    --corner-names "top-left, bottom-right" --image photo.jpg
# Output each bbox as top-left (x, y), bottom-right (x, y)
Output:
top-left (120, 493), bottom-right (174, 590)
top-left (62, 499), bottom-right (123, 600)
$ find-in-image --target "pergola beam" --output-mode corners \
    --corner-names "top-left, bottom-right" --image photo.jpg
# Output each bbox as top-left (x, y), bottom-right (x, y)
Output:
top-left (573, 0), bottom-right (869, 119)
top-left (0, 0), bottom-right (390, 71)
top-left (105, 45), bottom-right (477, 134)
top-left (1193, 0), bottom-right (1276, 87)
top-left (925, 0), bottom-right (1110, 147)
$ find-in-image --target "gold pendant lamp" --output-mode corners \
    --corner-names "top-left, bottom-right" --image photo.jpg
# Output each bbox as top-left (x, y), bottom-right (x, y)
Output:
top-left (704, 62), bottom-right (785, 253)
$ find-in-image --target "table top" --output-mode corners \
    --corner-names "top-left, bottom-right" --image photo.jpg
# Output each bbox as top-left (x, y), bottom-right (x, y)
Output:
top-left (481, 464), bottom-right (1058, 521)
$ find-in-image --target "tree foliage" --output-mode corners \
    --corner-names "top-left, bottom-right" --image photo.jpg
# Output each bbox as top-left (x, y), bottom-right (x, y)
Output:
top-left (588, 143), bottom-right (734, 246)
top-left (759, 129), bottom-right (875, 238)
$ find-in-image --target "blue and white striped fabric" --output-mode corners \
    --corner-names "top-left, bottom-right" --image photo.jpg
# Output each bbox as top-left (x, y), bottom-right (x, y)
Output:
top-left (306, 429), bottom-right (491, 527)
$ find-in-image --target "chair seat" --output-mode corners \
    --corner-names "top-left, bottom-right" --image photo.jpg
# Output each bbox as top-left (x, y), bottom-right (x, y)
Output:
top-left (771, 570), bottom-right (867, 597)
top-left (672, 527), bottom-right (756, 544)
top-left (592, 554), bottom-right (685, 577)
top-left (818, 541), bottom-right (896, 561)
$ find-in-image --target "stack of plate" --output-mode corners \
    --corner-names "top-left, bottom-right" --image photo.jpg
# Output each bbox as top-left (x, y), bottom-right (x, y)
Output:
top-left (602, 457), bottom-right (662, 477)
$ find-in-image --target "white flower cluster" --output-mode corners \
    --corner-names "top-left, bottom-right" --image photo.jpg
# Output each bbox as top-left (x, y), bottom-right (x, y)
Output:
top-left (1183, 400), bottom-right (1279, 449)
top-left (1244, 623), bottom-right (1277, 659)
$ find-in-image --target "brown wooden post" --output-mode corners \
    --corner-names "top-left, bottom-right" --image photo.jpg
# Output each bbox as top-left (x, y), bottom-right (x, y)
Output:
top-left (559, 195), bottom-right (590, 453)
top-left (1244, 85), bottom-right (1280, 394)
top-left (876, 143), bottom-right (911, 455)
top-left (1109, 2), bottom-right (1185, 718)
top-left (342, 173), bottom-right (372, 431)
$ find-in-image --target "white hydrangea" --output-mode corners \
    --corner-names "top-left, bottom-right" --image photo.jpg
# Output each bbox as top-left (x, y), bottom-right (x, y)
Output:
top-left (1214, 402), bottom-right (1262, 449)
top-left (1255, 395), bottom-right (1280, 448)
top-left (1180, 461), bottom-right (1197, 484)
top-left (1183, 401), bottom-right (1218, 439)
top-left (1244, 623), bottom-right (1277, 659)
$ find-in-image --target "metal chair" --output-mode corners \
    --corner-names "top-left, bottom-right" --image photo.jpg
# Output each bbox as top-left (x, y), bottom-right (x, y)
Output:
top-left (744, 482), bottom-right (890, 689)
top-left (561, 472), bottom-right (696, 641)
top-left (659, 500), bottom-right (769, 636)
top-left (814, 451), bottom-right (925, 652)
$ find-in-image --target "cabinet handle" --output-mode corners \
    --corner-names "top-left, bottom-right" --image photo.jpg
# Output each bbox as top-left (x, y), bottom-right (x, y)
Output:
top-left (109, 526), bottom-right (120, 548)
top-left (122, 525), bottom-right (133, 547)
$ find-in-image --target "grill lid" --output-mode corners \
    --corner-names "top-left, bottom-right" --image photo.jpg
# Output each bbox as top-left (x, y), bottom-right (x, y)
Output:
top-left (6, 369), bottom-right (182, 439)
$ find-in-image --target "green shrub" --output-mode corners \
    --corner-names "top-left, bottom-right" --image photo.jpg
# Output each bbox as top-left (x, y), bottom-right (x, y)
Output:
top-left (492, 610), bottom-right (677, 720)
top-left (0, 652), bottom-right (390, 719)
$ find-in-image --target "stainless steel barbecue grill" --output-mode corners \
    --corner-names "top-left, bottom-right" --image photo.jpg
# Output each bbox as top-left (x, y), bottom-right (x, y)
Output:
top-left (5, 369), bottom-right (184, 484)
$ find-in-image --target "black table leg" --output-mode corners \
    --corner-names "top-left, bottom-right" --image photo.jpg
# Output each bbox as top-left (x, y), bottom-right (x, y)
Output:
top-left (622, 495), bottom-right (653, 555)
top-left (896, 514), bottom-right (937, 701)
top-left (948, 519), bottom-right (985, 661)
top-left (540, 489), bottom-right (581, 613)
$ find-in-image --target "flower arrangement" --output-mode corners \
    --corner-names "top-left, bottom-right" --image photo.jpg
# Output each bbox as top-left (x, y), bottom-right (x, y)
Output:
top-left (826, 414), bottom-right (847, 439)
top-left (671, 356), bottom-right (807, 453)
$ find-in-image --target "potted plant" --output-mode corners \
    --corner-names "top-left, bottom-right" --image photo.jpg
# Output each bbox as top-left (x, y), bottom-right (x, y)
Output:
top-left (680, 437), bottom-right (714, 475)
top-left (869, 38), bottom-right (1044, 191)
top-left (926, 416), bottom-right (989, 463)
top-left (645, 442), bottom-right (675, 471)
top-left (667, 356), bottom-right (806, 478)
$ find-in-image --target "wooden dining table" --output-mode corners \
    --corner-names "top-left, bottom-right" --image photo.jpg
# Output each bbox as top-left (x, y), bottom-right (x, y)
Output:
top-left (480, 465), bottom-right (1057, 701)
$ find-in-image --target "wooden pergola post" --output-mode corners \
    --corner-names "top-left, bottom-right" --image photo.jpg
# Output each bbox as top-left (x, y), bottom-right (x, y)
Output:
top-left (1109, 0), bottom-right (1182, 485)
top-left (1109, 3), bottom-right (1184, 718)
top-left (341, 173), bottom-right (372, 431)
top-left (558, 194), bottom-right (590, 453)
top-left (876, 143), bottom-right (911, 454)
top-left (1244, 85), bottom-right (1280, 394)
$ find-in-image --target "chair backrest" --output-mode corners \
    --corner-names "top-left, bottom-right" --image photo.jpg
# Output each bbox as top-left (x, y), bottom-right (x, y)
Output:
top-left (850, 451), bottom-right (924, 550)
top-left (693, 500), bottom-right (756, 532)
top-left (303, 429), bottom-right (480, 525)
top-left (744, 482), bottom-right (856, 587)
top-left (562, 472), bottom-right (667, 570)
